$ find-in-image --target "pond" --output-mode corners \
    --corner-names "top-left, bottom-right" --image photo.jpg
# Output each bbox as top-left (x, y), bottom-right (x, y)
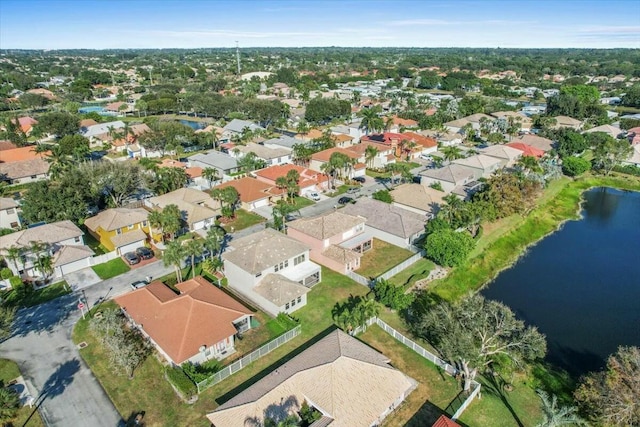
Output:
top-left (481, 187), bottom-right (640, 376)
top-left (179, 119), bottom-right (206, 130)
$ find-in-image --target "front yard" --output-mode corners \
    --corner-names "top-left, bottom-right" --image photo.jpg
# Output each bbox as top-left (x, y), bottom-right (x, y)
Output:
top-left (92, 257), bottom-right (131, 280)
top-left (220, 209), bottom-right (265, 232)
top-left (2, 280), bottom-right (70, 308)
top-left (0, 359), bottom-right (45, 427)
top-left (357, 239), bottom-right (415, 278)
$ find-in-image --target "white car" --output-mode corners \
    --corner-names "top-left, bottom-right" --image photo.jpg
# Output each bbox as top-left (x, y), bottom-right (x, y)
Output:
top-left (307, 191), bottom-right (321, 201)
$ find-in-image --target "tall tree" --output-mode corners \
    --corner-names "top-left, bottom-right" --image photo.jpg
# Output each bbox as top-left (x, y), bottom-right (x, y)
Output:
top-left (161, 204), bottom-right (182, 240)
top-left (203, 226), bottom-right (225, 260)
top-left (202, 167), bottom-right (220, 188)
top-left (183, 238), bottom-right (204, 278)
top-left (364, 144), bottom-right (379, 168)
top-left (163, 241), bottom-right (186, 283)
top-left (412, 294), bottom-right (547, 391)
top-left (535, 389), bottom-right (586, 427)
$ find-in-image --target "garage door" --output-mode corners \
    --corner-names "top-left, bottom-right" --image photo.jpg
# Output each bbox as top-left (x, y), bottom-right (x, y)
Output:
top-left (117, 240), bottom-right (145, 255)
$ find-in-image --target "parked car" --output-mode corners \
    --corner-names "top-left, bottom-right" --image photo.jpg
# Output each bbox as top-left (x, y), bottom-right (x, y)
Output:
top-left (419, 154), bottom-right (433, 161)
top-left (184, 249), bottom-right (212, 266)
top-left (135, 247), bottom-right (154, 260)
top-left (347, 187), bottom-right (361, 194)
top-left (352, 176), bottom-right (366, 183)
top-left (338, 196), bottom-right (356, 205)
top-left (307, 191), bottom-right (321, 201)
top-left (130, 280), bottom-right (149, 290)
top-left (123, 252), bottom-right (140, 265)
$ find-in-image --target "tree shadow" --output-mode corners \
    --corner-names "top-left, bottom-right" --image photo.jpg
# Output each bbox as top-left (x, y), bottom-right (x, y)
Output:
top-left (40, 358), bottom-right (80, 400)
top-left (404, 400), bottom-right (470, 427)
top-left (244, 395), bottom-right (300, 426)
top-left (478, 373), bottom-right (525, 427)
top-left (122, 410), bottom-right (145, 427)
top-left (9, 292), bottom-right (77, 338)
top-left (546, 342), bottom-right (604, 379)
top-left (529, 361), bottom-right (576, 404)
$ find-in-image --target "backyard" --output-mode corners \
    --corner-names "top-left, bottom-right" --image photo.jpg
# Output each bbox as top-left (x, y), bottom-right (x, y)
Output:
top-left (220, 209), bottom-right (265, 232)
top-left (388, 258), bottom-right (435, 289)
top-left (92, 257), bottom-right (131, 280)
top-left (357, 238), bottom-right (415, 278)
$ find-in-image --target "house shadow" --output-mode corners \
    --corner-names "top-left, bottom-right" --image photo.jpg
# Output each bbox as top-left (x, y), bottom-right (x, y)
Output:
top-left (9, 292), bottom-right (78, 338)
top-left (122, 410), bottom-right (145, 427)
top-left (40, 358), bottom-right (81, 400)
top-left (215, 326), bottom-right (337, 406)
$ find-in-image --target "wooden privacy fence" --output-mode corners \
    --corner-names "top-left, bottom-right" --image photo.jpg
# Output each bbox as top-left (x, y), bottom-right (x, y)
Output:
top-left (196, 325), bottom-right (301, 393)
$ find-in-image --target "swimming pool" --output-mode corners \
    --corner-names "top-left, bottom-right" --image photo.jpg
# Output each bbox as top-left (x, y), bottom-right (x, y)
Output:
top-left (78, 106), bottom-right (106, 114)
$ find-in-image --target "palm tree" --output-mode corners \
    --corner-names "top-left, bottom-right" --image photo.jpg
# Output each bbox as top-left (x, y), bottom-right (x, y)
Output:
top-left (162, 204), bottom-right (182, 240)
top-left (163, 241), bottom-right (185, 283)
top-left (202, 167), bottom-right (220, 189)
top-left (364, 144), bottom-right (379, 169)
top-left (183, 239), bottom-right (204, 278)
top-left (358, 106), bottom-right (382, 135)
top-left (45, 145), bottom-right (72, 179)
top-left (355, 297), bottom-right (380, 332)
top-left (220, 187), bottom-right (240, 219)
top-left (148, 210), bottom-right (165, 243)
top-left (4, 246), bottom-right (21, 274)
top-left (264, 416), bottom-right (300, 427)
top-left (203, 226), bottom-right (225, 260)
top-left (517, 155), bottom-right (542, 175)
top-left (535, 389), bottom-right (586, 427)
top-left (441, 146), bottom-right (464, 162)
top-left (296, 120), bottom-right (310, 136)
top-left (0, 385), bottom-right (20, 421)
top-left (36, 254), bottom-right (53, 282)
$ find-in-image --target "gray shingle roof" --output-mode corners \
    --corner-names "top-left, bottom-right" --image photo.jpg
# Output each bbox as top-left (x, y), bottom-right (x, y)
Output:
top-left (0, 220), bottom-right (83, 249)
top-left (189, 151), bottom-right (238, 171)
top-left (223, 228), bottom-right (310, 275)
top-left (287, 211), bottom-right (365, 240)
top-left (223, 119), bottom-right (264, 134)
top-left (342, 198), bottom-right (426, 238)
top-left (254, 273), bottom-right (309, 306)
top-left (419, 164), bottom-right (476, 184)
top-left (263, 135), bottom-right (307, 149)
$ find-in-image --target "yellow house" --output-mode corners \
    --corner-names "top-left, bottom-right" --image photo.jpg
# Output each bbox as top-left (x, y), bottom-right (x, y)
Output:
top-left (84, 208), bottom-right (155, 254)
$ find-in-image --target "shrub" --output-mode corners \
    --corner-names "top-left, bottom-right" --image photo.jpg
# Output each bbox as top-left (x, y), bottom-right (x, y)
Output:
top-left (9, 276), bottom-right (24, 290)
top-left (613, 164), bottom-right (640, 176)
top-left (562, 156), bottom-right (591, 176)
top-left (299, 400), bottom-right (322, 427)
top-left (163, 276), bottom-right (178, 287)
top-left (165, 366), bottom-right (197, 398)
top-left (372, 279), bottom-right (415, 311)
top-left (275, 312), bottom-right (299, 330)
top-left (181, 359), bottom-right (221, 383)
top-left (372, 189), bottom-right (393, 203)
top-left (425, 229), bottom-right (475, 267)
top-left (429, 181), bottom-right (444, 191)
top-left (0, 268), bottom-right (13, 280)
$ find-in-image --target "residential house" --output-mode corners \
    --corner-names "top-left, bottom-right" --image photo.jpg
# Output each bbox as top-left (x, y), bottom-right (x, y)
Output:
top-left (26, 88), bottom-right (56, 101)
top-left (84, 208), bottom-right (152, 254)
top-left (0, 198), bottom-right (21, 230)
top-left (443, 113), bottom-right (495, 133)
top-left (230, 143), bottom-right (292, 166)
top-left (295, 129), bottom-right (324, 142)
top-left (479, 144), bottom-right (523, 168)
top-left (510, 134), bottom-right (555, 153)
top-left (207, 329), bottom-right (417, 427)
top-left (505, 142), bottom-right (546, 158)
top-left (387, 116), bottom-right (419, 133)
top-left (419, 164), bottom-right (477, 193)
top-left (0, 146), bottom-right (50, 185)
top-left (145, 188), bottom-right (220, 232)
top-left (627, 127), bottom-right (640, 145)
top-left (13, 117), bottom-right (38, 135)
top-left (0, 141), bottom-right (18, 151)
top-left (310, 147), bottom-right (366, 179)
top-left (330, 122), bottom-right (363, 144)
top-left (287, 211), bottom-right (370, 274)
top-left (551, 116), bottom-right (583, 130)
top-left (331, 132), bottom-right (355, 148)
top-left (360, 132), bottom-right (437, 159)
top-left (584, 124), bottom-right (623, 139)
top-left (344, 140), bottom-right (395, 169)
top-left (0, 220), bottom-right (93, 279)
top-left (490, 111), bottom-right (533, 133)
top-left (389, 183), bottom-right (445, 217)
top-left (419, 129), bottom-right (463, 147)
top-left (452, 154), bottom-right (503, 179)
top-left (81, 120), bottom-right (126, 147)
top-left (214, 176), bottom-right (284, 211)
top-left (115, 276), bottom-right (253, 365)
top-left (432, 415), bottom-right (462, 427)
top-left (189, 151), bottom-right (240, 180)
top-left (222, 119), bottom-right (264, 141)
top-left (252, 164), bottom-right (329, 195)
top-left (342, 198), bottom-right (426, 249)
top-left (262, 135), bottom-right (309, 151)
top-left (623, 144), bottom-right (640, 167)
top-left (222, 228), bottom-right (321, 316)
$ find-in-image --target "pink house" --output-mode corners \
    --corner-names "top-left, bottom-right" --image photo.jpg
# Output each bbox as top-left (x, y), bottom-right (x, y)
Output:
top-left (286, 211), bottom-right (372, 274)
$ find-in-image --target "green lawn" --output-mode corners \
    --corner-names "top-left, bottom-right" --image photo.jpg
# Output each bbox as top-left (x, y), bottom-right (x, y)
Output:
top-left (326, 184), bottom-right (349, 197)
top-left (221, 209), bottom-right (265, 232)
top-left (72, 268), bottom-right (369, 426)
top-left (81, 229), bottom-right (109, 255)
top-left (357, 239), bottom-right (415, 279)
top-left (289, 196), bottom-right (314, 210)
top-left (0, 359), bottom-right (45, 427)
top-left (366, 169), bottom-right (391, 179)
top-left (388, 258), bottom-right (435, 288)
top-left (3, 280), bottom-right (71, 308)
top-left (92, 257), bottom-right (131, 280)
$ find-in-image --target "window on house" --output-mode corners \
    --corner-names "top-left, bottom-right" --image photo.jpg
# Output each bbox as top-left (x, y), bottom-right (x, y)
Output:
top-left (297, 296), bottom-right (302, 304)
top-left (128, 224), bottom-right (134, 230)
top-left (274, 260), bottom-right (289, 272)
top-left (74, 237), bottom-right (80, 243)
top-left (10, 222), bottom-right (18, 228)
top-left (356, 223), bottom-right (364, 232)
top-left (6, 208), bottom-right (15, 215)
top-left (285, 303), bottom-right (290, 310)
top-left (142, 221), bottom-right (148, 227)
top-left (291, 299), bottom-right (296, 307)
top-left (294, 254), bottom-right (305, 265)
top-left (31, 175), bottom-right (37, 179)
top-left (255, 272), bottom-right (262, 278)
top-left (116, 228), bottom-right (122, 235)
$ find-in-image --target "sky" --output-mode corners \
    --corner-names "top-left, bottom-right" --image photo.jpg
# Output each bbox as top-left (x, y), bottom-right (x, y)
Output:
top-left (0, 0), bottom-right (639, 49)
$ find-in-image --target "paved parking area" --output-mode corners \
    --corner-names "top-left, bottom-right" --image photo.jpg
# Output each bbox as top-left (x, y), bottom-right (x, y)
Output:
top-left (64, 267), bottom-right (101, 291)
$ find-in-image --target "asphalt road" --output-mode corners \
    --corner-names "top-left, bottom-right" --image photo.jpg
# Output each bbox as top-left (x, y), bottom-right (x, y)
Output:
top-left (0, 261), bottom-right (174, 427)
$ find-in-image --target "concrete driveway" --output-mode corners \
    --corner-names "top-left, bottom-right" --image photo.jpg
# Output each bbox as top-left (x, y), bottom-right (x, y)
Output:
top-left (64, 267), bottom-right (101, 291)
top-left (0, 260), bottom-right (174, 427)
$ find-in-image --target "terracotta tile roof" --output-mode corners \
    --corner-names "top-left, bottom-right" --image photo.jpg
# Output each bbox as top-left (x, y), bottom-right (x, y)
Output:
top-left (332, 133), bottom-right (353, 142)
top-left (159, 159), bottom-right (187, 169)
top-left (287, 211), bottom-right (365, 240)
top-left (0, 146), bottom-right (47, 163)
top-left (391, 116), bottom-right (418, 127)
top-left (185, 166), bottom-right (203, 178)
top-left (0, 141), bottom-right (18, 151)
top-left (345, 141), bottom-right (391, 157)
top-left (505, 142), bottom-right (545, 158)
top-left (311, 147), bottom-right (360, 163)
top-left (296, 129), bottom-right (324, 140)
top-left (79, 119), bottom-right (98, 128)
top-left (214, 177), bottom-right (283, 203)
top-left (361, 132), bottom-right (405, 146)
top-left (432, 415), bottom-right (461, 427)
top-left (509, 135), bottom-right (554, 152)
top-left (208, 330), bottom-right (416, 427)
top-left (253, 164), bottom-right (328, 188)
top-left (14, 117), bottom-right (38, 133)
top-left (402, 132), bottom-right (438, 149)
top-left (84, 208), bottom-right (149, 232)
top-left (115, 277), bottom-right (252, 364)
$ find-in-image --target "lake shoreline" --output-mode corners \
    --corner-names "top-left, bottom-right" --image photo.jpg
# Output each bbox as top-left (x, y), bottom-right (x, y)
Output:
top-left (432, 172), bottom-right (640, 301)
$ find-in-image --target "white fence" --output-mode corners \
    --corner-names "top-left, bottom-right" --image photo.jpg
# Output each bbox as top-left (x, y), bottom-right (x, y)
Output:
top-left (355, 317), bottom-right (480, 421)
top-left (196, 325), bottom-right (301, 393)
top-left (90, 251), bottom-right (118, 266)
top-left (376, 251), bottom-right (424, 281)
top-left (346, 270), bottom-right (370, 286)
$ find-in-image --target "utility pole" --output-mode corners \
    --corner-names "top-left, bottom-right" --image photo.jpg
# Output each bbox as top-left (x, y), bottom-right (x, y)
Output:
top-left (235, 41), bottom-right (241, 76)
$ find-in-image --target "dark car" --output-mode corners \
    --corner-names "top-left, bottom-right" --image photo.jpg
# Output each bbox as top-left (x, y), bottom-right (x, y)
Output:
top-left (353, 176), bottom-right (366, 183)
top-left (130, 280), bottom-right (148, 290)
top-left (123, 252), bottom-right (140, 265)
top-left (338, 196), bottom-right (356, 205)
top-left (135, 247), bottom-right (154, 260)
